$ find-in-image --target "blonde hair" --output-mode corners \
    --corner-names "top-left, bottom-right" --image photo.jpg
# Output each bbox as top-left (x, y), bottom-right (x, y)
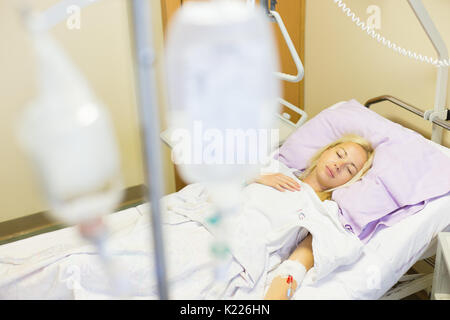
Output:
top-left (298, 134), bottom-right (375, 193)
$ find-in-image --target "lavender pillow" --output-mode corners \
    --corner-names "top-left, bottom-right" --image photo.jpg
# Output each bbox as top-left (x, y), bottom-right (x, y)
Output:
top-left (274, 99), bottom-right (450, 242)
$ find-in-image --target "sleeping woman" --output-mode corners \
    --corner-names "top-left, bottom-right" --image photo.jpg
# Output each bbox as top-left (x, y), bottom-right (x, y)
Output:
top-left (252, 134), bottom-right (374, 300)
top-left (0, 133), bottom-right (375, 300)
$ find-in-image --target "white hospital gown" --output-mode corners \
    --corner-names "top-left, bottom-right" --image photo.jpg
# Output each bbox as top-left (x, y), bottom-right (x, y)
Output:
top-left (239, 181), bottom-right (363, 296)
top-left (168, 169), bottom-right (363, 299)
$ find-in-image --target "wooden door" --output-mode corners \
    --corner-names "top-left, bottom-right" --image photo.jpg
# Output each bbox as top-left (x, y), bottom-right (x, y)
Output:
top-left (161, 0), bottom-right (305, 111)
top-left (272, 0), bottom-right (305, 123)
top-left (160, 0), bottom-right (305, 191)
top-left (160, 0), bottom-right (182, 31)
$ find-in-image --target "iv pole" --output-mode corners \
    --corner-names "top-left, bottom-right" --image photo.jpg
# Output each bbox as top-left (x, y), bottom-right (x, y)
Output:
top-left (129, 0), bottom-right (169, 300)
top-left (30, 0), bottom-right (170, 299)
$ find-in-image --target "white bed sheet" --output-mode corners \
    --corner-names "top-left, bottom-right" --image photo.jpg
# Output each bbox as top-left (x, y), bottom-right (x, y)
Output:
top-left (0, 203), bottom-right (227, 299)
top-left (291, 193), bottom-right (450, 299)
top-left (0, 190), bottom-right (448, 300)
top-left (0, 146), bottom-right (448, 300)
top-left (291, 140), bottom-right (450, 299)
top-left (0, 207), bottom-right (146, 299)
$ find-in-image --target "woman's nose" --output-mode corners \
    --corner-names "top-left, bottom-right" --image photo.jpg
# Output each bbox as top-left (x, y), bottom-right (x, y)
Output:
top-left (334, 162), bottom-right (344, 171)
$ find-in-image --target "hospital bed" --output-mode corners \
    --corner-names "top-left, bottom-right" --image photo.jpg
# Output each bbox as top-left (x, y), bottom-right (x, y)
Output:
top-left (283, 97), bottom-right (450, 300)
top-left (4, 0), bottom-right (445, 300)
top-left (271, 96), bottom-right (450, 300)
top-left (361, 96), bottom-right (450, 299)
top-left (1, 96), bottom-right (449, 300)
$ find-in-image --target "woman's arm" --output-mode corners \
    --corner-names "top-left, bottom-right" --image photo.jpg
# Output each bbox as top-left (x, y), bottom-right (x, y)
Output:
top-left (264, 233), bottom-right (314, 300)
top-left (251, 173), bottom-right (301, 192)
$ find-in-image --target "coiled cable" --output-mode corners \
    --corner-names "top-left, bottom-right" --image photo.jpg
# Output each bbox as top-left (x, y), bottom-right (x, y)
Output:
top-left (333, 0), bottom-right (449, 68)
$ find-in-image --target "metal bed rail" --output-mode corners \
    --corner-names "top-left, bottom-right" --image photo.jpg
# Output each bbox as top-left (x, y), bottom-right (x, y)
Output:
top-left (367, 95), bottom-right (449, 300)
top-left (364, 95), bottom-right (450, 131)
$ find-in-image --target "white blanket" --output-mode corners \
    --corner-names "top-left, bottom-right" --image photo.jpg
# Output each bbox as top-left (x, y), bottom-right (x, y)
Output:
top-left (0, 160), bottom-right (363, 299)
top-left (159, 168), bottom-right (364, 299)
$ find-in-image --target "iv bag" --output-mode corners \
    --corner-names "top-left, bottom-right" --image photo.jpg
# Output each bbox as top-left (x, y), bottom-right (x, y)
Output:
top-left (18, 19), bottom-right (123, 225)
top-left (165, 0), bottom-right (281, 184)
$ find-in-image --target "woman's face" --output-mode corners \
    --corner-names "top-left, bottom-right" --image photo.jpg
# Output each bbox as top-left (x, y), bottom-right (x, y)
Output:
top-left (314, 142), bottom-right (368, 190)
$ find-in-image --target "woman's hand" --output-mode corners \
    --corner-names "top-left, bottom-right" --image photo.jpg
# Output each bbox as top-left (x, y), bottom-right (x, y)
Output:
top-left (255, 173), bottom-right (301, 192)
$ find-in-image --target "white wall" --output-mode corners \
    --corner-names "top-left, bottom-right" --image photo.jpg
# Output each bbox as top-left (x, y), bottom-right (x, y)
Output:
top-left (0, 0), bottom-right (175, 223)
top-left (304, 0), bottom-right (449, 146)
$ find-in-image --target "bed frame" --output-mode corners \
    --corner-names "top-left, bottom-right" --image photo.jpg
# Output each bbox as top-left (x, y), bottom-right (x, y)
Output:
top-left (269, 93), bottom-right (449, 300)
top-left (362, 95), bottom-right (449, 300)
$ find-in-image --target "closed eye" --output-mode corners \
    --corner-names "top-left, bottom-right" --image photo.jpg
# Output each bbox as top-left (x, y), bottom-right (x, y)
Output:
top-left (348, 164), bottom-right (358, 175)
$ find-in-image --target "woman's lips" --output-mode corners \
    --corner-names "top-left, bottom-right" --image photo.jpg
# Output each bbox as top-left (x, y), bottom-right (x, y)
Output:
top-left (326, 165), bottom-right (335, 178)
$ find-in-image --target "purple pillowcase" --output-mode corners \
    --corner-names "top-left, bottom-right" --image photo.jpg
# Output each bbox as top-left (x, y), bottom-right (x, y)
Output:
top-left (274, 99), bottom-right (450, 243)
